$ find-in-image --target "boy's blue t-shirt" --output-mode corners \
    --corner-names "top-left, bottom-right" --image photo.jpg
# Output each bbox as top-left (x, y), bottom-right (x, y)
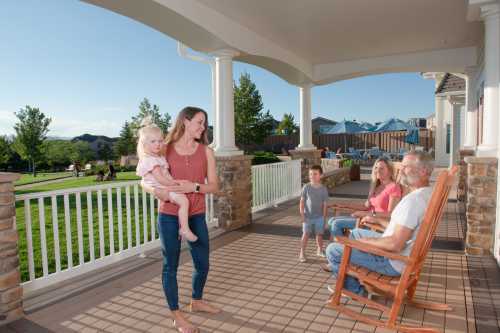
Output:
top-left (301, 183), bottom-right (329, 219)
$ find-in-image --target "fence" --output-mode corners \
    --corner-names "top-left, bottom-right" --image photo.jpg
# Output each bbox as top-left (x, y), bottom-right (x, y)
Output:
top-left (251, 160), bottom-right (302, 213)
top-left (15, 180), bottom-right (214, 296)
top-left (15, 160), bottom-right (302, 296)
top-left (245, 129), bottom-right (434, 153)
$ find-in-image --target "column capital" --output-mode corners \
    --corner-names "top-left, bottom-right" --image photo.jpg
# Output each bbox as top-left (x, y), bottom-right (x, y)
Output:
top-left (298, 83), bottom-right (314, 89)
top-left (481, 2), bottom-right (500, 20)
top-left (211, 49), bottom-right (240, 59)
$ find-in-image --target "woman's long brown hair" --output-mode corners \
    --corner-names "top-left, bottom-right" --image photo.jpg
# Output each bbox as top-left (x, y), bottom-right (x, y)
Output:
top-left (165, 106), bottom-right (209, 146)
top-left (368, 157), bottom-right (395, 197)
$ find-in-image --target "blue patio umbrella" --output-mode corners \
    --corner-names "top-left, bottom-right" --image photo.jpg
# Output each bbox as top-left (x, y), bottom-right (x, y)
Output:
top-left (359, 122), bottom-right (376, 132)
top-left (321, 120), bottom-right (366, 152)
top-left (373, 118), bottom-right (414, 132)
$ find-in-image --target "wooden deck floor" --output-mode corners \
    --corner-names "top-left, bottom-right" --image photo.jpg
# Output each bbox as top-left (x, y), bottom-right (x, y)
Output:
top-left (6, 179), bottom-right (500, 333)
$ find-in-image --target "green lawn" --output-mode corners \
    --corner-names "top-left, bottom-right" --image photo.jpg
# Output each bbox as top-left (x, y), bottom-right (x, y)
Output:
top-left (14, 172), bottom-right (73, 186)
top-left (15, 171), bottom-right (140, 195)
top-left (15, 171), bottom-right (150, 282)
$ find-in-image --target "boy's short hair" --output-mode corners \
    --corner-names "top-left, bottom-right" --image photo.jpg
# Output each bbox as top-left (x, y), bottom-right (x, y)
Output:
top-left (310, 165), bottom-right (323, 174)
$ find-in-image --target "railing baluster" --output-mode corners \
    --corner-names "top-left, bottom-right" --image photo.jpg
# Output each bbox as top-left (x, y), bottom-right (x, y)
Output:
top-left (38, 197), bottom-right (48, 277)
top-left (134, 185), bottom-right (140, 246)
top-left (142, 188), bottom-right (148, 243)
top-left (107, 188), bottom-right (114, 254)
top-left (117, 187), bottom-right (123, 252)
top-left (125, 186), bottom-right (132, 249)
top-left (76, 192), bottom-right (84, 265)
top-left (97, 190), bottom-right (105, 258)
top-left (86, 190), bottom-right (95, 262)
top-left (24, 199), bottom-right (35, 281)
top-left (63, 194), bottom-right (73, 268)
top-left (149, 193), bottom-right (155, 241)
top-left (51, 195), bottom-right (61, 273)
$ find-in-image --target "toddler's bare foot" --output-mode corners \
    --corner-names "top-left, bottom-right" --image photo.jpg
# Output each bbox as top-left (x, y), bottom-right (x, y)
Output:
top-left (180, 228), bottom-right (198, 242)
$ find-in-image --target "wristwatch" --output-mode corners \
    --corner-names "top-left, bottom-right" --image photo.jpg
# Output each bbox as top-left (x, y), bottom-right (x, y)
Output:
top-left (194, 183), bottom-right (201, 193)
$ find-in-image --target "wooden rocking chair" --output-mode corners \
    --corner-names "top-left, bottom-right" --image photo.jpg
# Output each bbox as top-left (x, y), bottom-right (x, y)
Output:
top-left (327, 166), bottom-right (458, 333)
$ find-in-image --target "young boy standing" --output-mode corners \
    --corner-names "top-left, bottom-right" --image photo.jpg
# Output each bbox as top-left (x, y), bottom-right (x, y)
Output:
top-left (299, 165), bottom-right (329, 262)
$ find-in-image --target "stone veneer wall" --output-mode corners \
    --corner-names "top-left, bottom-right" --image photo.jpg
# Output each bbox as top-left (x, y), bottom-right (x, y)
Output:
top-left (289, 149), bottom-right (322, 184)
top-left (322, 168), bottom-right (351, 195)
top-left (464, 157), bottom-right (497, 256)
top-left (458, 149), bottom-right (475, 202)
top-left (0, 173), bottom-right (22, 326)
top-left (214, 155), bottom-right (252, 231)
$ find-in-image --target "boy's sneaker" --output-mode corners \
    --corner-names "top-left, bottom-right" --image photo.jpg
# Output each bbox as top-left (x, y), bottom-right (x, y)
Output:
top-left (316, 249), bottom-right (326, 257)
top-left (299, 253), bottom-right (307, 263)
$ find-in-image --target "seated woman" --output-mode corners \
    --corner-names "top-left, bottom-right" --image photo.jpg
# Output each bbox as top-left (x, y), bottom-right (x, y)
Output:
top-left (327, 157), bottom-right (402, 239)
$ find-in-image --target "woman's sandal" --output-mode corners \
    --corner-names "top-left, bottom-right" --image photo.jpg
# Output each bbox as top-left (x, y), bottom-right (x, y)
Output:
top-left (173, 320), bottom-right (199, 333)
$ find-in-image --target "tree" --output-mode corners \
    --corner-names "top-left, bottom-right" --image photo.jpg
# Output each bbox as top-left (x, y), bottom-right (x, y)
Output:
top-left (96, 141), bottom-right (114, 161)
top-left (0, 136), bottom-right (11, 165)
top-left (43, 140), bottom-right (72, 169)
top-left (131, 98), bottom-right (171, 133)
top-left (277, 113), bottom-right (298, 135)
top-left (115, 121), bottom-right (136, 156)
top-left (234, 73), bottom-right (274, 146)
top-left (69, 141), bottom-right (95, 164)
top-left (13, 106), bottom-right (51, 176)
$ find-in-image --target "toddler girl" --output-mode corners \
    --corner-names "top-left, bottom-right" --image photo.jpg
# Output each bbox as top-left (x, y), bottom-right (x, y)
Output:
top-left (136, 118), bottom-right (198, 242)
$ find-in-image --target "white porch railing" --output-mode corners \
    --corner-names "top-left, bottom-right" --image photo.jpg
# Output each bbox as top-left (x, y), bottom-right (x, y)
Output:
top-left (15, 180), bottom-right (214, 296)
top-left (252, 160), bottom-right (302, 213)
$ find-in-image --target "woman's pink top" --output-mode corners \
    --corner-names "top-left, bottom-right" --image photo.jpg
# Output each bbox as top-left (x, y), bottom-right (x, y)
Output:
top-left (368, 182), bottom-right (402, 213)
top-left (159, 143), bottom-right (207, 217)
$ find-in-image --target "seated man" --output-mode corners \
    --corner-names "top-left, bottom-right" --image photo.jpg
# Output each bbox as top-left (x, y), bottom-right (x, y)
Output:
top-left (325, 151), bottom-right (434, 296)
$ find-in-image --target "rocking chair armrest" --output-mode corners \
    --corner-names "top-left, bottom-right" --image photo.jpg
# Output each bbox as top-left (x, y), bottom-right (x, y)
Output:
top-left (336, 236), bottom-right (412, 263)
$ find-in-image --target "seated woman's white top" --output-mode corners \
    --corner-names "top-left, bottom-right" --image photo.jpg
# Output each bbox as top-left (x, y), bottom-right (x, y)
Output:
top-left (136, 155), bottom-right (171, 189)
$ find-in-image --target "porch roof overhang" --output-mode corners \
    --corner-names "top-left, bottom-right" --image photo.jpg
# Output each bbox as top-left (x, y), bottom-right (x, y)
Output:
top-left (84, 0), bottom-right (482, 85)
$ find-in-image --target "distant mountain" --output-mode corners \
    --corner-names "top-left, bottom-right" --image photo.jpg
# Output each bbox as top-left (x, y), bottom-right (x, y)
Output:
top-left (72, 133), bottom-right (118, 154)
top-left (72, 134), bottom-right (118, 143)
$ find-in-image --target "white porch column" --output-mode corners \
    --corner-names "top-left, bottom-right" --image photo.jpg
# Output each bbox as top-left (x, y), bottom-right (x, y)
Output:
top-left (463, 67), bottom-right (478, 148)
top-left (435, 96), bottom-right (448, 166)
top-left (297, 84), bottom-right (316, 150)
top-left (449, 98), bottom-right (464, 166)
top-left (213, 49), bottom-right (242, 156)
top-left (477, 4), bottom-right (500, 156)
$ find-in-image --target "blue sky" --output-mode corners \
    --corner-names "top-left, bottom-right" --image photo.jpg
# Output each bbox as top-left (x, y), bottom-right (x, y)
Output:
top-left (0, 0), bottom-right (435, 138)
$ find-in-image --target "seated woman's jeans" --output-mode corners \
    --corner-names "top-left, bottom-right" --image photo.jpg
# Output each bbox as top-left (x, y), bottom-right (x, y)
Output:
top-left (328, 216), bottom-right (357, 237)
top-left (157, 213), bottom-right (209, 311)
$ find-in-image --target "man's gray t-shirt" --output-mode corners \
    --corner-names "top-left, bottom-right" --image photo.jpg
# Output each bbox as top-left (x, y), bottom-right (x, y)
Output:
top-left (301, 183), bottom-right (329, 219)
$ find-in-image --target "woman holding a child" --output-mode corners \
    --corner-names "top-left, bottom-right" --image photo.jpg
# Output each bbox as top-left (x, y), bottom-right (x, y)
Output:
top-left (139, 107), bottom-right (219, 333)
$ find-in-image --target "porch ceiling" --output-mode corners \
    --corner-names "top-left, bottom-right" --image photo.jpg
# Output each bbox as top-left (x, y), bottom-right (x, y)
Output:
top-left (84, 0), bottom-right (482, 85)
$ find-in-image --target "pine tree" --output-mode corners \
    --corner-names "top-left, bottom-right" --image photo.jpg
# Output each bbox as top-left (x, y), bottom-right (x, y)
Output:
top-left (115, 121), bottom-right (136, 156)
top-left (131, 98), bottom-right (171, 133)
top-left (234, 73), bottom-right (274, 146)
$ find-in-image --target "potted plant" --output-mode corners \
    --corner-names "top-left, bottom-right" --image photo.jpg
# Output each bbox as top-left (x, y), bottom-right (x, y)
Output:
top-left (341, 158), bottom-right (361, 181)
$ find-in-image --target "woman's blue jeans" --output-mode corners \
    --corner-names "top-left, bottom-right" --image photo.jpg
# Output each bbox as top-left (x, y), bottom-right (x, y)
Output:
top-left (328, 216), bottom-right (357, 237)
top-left (157, 213), bottom-right (209, 311)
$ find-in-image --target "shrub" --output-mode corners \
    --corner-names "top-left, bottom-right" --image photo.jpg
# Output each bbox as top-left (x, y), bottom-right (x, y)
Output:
top-left (251, 151), bottom-right (281, 165)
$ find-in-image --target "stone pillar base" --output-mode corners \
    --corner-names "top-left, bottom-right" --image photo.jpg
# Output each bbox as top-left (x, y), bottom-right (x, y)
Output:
top-left (464, 157), bottom-right (497, 256)
top-left (214, 155), bottom-right (252, 231)
top-left (0, 173), bottom-right (22, 326)
top-left (458, 149), bottom-right (475, 202)
top-left (289, 149), bottom-right (321, 184)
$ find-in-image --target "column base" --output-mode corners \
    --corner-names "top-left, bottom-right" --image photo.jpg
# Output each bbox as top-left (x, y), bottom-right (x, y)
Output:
top-left (295, 144), bottom-right (317, 151)
top-left (476, 144), bottom-right (497, 157)
top-left (289, 149), bottom-right (322, 184)
top-left (214, 147), bottom-right (244, 157)
top-left (214, 155), bottom-right (252, 231)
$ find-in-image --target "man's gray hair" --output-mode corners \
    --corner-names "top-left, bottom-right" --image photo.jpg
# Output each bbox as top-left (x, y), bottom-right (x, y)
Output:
top-left (405, 151), bottom-right (434, 176)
